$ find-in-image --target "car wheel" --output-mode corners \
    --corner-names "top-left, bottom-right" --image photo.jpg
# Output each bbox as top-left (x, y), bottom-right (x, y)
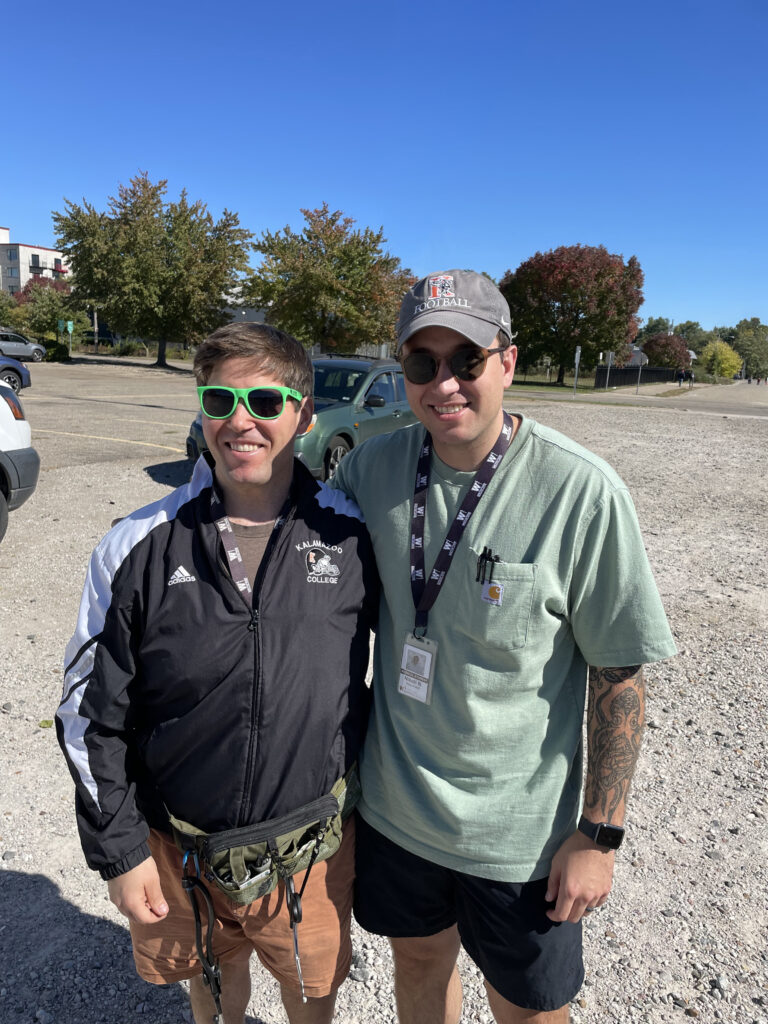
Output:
top-left (1, 370), bottom-right (21, 393)
top-left (31, 349), bottom-right (43, 362)
top-left (0, 492), bottom-right (8, 544)
top-left (324, 436), bottom-right (351, 479)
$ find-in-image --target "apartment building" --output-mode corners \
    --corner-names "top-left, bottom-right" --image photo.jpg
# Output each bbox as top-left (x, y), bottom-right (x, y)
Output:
top-left (0, 226), bottom-right (69, 295)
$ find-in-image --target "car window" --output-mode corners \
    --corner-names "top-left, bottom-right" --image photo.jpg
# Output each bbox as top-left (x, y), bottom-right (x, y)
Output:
top-left (365, 372), bottom-right (396, 404)
top-left (313, 366), bottom-right (368, 402)
top-left (393, 370), bottom-right (407, 402)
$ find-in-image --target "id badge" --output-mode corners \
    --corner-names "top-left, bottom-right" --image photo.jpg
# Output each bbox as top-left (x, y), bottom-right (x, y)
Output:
top-left (398, 633), bottom-right (438, 705)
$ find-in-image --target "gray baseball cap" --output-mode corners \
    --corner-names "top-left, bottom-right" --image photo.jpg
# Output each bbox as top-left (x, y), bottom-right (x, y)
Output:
top-left (396, 269), bottom-right (513, 352)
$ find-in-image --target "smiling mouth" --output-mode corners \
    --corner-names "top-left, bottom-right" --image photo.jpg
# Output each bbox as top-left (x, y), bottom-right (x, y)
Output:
top-left (432, 404), bottom-right (467, 415)
top-left (227, 441), bottom-right (263, 453)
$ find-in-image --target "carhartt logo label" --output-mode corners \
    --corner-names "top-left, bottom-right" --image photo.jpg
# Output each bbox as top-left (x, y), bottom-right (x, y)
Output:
top-left (168, 565), bottom-right (196, 586)
top-left (429, 275), bottom-right (455, 298)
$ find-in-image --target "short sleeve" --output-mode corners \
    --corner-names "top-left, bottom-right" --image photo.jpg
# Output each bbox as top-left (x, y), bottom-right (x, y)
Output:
top-left (568, 487), bottom-right (677, 667)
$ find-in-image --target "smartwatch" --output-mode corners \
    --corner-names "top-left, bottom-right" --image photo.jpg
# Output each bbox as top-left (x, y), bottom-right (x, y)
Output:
top-left (577, 815), bottom-right (625, 850)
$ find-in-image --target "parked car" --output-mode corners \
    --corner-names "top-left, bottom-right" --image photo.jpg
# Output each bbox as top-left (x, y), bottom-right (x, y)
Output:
top-left (0, 355), bottom-right (32, 394)
top-left (187, 355), bottom-right (417, 479)
top-left (0, 328), bottom-right (45, 363)
top-left (0, 385), bottom-right (40, 542)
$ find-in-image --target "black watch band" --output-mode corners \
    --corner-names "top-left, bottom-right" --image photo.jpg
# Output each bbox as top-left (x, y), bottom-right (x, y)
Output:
top-left (577, 815), bottom-right (625, 850)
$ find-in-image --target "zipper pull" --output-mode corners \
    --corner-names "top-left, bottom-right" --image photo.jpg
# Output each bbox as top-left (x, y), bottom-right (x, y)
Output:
top-left (248, 608), bottom-right (259, 631)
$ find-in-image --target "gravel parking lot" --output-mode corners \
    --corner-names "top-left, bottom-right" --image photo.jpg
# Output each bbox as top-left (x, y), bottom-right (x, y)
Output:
top-left (1, 359), bottom-right (766, 1023)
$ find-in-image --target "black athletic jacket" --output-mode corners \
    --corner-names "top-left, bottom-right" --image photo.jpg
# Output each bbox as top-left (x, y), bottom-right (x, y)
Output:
top-left (56, 457), bottom-right (378, 879)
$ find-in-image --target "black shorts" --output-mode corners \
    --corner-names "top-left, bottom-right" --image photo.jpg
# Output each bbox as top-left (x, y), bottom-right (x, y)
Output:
top-left (353, 814), bottom-right (584, 1012)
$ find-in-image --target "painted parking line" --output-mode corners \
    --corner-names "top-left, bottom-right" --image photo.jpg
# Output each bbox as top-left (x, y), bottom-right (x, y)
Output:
top-left (33, 428), bottom-right (184, 453)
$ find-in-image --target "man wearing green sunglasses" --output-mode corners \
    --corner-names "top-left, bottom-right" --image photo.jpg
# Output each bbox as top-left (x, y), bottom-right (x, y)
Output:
top-left (58, 322), bottom-right (378, 1024)
top-left (331, 270), bottom-right (676, 1024)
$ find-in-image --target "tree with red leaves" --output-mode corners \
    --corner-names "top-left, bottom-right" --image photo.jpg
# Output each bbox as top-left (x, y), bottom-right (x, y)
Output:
top-left (640, 333), bottom-right (691, 370)
top-left (13, 276), bottom-right (71, 305)
top-left (500, 245), bottom-right (644, 384)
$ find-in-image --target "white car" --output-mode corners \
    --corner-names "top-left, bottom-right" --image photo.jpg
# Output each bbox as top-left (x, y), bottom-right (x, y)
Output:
top-left (0, 385), bottom-right (40, 542)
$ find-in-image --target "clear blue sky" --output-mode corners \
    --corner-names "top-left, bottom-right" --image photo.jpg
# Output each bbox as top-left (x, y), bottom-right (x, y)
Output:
top-left (5, 0), bottom-right (766, 330)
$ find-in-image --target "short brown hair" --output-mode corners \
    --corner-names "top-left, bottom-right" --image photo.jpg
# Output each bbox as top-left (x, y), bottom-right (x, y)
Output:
top-left (193, 323), bottom-right (314, 398)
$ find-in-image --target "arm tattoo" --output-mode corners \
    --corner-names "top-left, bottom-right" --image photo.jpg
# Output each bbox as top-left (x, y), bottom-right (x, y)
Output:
top-left (584, 665), bottom-right (645, 820)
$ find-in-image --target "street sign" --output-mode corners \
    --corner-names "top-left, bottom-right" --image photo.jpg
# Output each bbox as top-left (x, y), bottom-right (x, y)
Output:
top-left (66, 321), bottom-right (73, 334)
top-left (57, 319), bottom-right (65, 332)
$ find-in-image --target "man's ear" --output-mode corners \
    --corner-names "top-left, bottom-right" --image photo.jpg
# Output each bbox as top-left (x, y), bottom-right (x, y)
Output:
top-left (296, 396), bottom-right (314, 436)
top-left (502, 345), bottom-right (518, 386)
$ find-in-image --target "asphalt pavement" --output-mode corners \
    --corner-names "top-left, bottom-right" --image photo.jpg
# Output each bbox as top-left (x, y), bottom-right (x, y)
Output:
top-left (20, 357), bottom-right (198, 471)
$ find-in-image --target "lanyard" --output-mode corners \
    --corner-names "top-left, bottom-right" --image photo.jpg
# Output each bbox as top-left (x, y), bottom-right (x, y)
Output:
top-left (409, 413), bottom-right (514, 635)
top-left (210, 487), bottom-right (289, 601)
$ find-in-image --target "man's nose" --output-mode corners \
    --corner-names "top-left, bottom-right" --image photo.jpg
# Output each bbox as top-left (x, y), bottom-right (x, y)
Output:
top-left (432, 358), bottom-right (461, 390)
top-left (229, 397), bottom-right (258, 427)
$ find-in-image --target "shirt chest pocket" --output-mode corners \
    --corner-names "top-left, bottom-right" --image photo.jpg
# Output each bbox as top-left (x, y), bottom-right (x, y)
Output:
top-left (453, 557), bottom-right (537, 652)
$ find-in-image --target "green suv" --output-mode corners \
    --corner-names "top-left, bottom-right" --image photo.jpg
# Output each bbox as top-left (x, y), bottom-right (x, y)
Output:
top-left (186, 355), bottom-right (417, 480)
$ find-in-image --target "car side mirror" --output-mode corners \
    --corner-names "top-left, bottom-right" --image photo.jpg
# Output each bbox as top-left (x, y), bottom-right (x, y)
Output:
top-left (365, 394), bottom-right (386, 407)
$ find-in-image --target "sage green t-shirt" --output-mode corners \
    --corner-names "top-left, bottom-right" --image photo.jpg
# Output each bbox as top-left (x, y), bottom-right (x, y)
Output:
top-left (332, 416), bottom-right (676, 881)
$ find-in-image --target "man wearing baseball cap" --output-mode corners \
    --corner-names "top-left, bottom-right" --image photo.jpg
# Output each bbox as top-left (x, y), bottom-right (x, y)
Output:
top-left (332, 270), bottom-right (676, 1023)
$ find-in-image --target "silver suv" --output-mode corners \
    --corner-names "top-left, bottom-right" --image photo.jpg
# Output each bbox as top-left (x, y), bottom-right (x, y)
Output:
top-left (0, 385), bottom-right (40, 542)
top-left (0, 328), bottom-right (45, 363)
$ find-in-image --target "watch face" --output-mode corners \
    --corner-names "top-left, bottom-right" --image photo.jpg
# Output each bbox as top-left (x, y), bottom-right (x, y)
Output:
top-left (595, 824), bottom-right (624, 850)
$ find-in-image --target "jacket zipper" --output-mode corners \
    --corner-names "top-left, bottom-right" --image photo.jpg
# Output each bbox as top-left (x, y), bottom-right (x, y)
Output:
top-left (238, 505), bottom-right (297, 825)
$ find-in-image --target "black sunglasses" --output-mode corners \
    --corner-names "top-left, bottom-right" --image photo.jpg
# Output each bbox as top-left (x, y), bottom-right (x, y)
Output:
top-left (401, 345), bottom-right (505, 385)
top-left (197, 385), bottom-right (303, 420)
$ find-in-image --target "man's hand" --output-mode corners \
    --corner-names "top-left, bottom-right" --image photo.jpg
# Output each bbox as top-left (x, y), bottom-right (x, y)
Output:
top-left (545, 831), bottom-right (614, 923)
top-left (107, 858), bottom-right (169, 924)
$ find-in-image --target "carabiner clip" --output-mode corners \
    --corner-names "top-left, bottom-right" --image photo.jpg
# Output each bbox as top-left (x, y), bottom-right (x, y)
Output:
top-left (182, 849), bottom-right (200, 879)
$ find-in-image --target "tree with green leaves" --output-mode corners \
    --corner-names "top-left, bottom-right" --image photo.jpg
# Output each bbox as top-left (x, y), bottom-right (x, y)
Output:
top-left (700, 339), bottom-right (742, 380)
top-left (247, 203), bottom-right (413, 353)
top-left (732, 318), bottom-right (768, 378)
top-left (711, 325), bottom-right (737, 345)
top-left (17, 282), bottom-right (88, 345)
top-left (500, 245), bottom-right (644, 384)
top-left (673, 320), bottom-right (709, 355)
top-left (1, 279), bottom-right (89, 356)
top-left (640, 333), bottom-right (691, 370)
top-left (0, 290), bottom-right (18, 327)
top-left (53, 172), bottom-right (252, 366)
top-left (635, 316), bottom-right (672, 347)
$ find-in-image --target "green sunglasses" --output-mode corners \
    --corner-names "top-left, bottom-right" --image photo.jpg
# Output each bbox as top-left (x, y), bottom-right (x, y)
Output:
top-left (197, 385), bottom-right (304, 420)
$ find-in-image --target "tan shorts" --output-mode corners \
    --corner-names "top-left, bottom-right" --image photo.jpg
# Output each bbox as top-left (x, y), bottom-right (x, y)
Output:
top-left (129, 815), bottom-right (355, 998)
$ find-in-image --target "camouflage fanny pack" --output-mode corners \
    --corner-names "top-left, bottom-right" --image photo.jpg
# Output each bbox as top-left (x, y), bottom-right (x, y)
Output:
top-left (167, 766), bottom-right (359, 906)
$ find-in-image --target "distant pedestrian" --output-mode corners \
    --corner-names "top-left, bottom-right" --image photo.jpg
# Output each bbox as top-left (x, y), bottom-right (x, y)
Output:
top-left (677, 369), bottom-right (685, 387)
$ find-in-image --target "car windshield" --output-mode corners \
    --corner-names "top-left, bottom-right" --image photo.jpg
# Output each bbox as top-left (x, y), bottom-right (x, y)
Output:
top-left (313, 365), bottom-right (368, 403)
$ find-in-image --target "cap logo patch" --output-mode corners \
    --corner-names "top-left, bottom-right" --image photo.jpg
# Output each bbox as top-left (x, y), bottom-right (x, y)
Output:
top-left (429, 275), bottom-right (455, 299)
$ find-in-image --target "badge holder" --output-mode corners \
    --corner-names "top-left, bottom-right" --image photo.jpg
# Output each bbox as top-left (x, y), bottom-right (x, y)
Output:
top-left (398, 633), bottom-right (438, 705)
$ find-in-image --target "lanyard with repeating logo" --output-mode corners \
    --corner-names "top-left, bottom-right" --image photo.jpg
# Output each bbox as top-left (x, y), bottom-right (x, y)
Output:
top-left (409, 412), bottom-right (514, 635)
top-left (210, 489), bottom-right (288, 601)
top-left (398, 413), bottom-right (514, 706)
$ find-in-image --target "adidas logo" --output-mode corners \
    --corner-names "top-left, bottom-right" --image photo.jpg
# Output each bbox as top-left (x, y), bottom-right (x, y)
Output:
top-left (168, 565), bottom-right (197, 586)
